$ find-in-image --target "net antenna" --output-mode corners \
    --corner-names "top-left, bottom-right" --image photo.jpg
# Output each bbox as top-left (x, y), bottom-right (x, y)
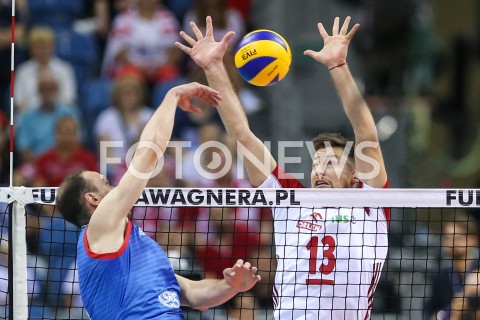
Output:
top-left (6, 1), bottom-right (29, 319)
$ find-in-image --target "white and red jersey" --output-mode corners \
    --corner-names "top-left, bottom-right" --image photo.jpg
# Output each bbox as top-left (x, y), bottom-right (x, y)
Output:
top-left (260, 165), bottom-right (390, 320)
top-left (102, 6), bottom-right (179, 77)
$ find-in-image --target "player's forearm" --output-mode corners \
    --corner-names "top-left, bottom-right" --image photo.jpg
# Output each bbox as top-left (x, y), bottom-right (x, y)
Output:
top-left (133, 90), bottom-right (178, 170)
top-left (204, 62), bottom-right (250, 139)
top-left (330, 65), bottom-right (378, 142)
top-left (184, 278), bottom-right (237, 311)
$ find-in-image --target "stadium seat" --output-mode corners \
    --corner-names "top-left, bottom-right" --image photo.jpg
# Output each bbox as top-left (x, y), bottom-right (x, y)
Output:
top-left (80, 78), bottom-right (112, 117)
top-left (28, 0), bottom-right (84, 29)
top-left (79, 77), bottom-right (111, 150)
top-left (54, 29), bottom-right (99, 93)
top-left (151, 77), bottom-right (187, 107)
top-left (166, 0), bottom-right (194, 22)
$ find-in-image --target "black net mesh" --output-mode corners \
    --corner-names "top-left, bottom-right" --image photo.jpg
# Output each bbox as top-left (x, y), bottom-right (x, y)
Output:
top-left (4, 199), bottom-right (480, 319)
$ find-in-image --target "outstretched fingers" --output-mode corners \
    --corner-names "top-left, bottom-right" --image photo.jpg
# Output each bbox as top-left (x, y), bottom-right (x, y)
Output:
top-left (303, 49), bottom-right (315, 58)
top-left (220, 31), bottom-right (235, 48)
top-left (332, 17), bottom-right (340, 35)
top-left (340, 16), bottom-right (351, 35)
top-left (317, 22), bottom-right (329, 39)
top-left (190, 21), bottom-right (204, 40)
top-left (179, 30), bottom-right (196, 46)
top-left (174, 41), bottom-right (191, 55)
top-left (346, 23), bottom-right (360, 40)
top-left (205, 16), bottom-right (213, 37)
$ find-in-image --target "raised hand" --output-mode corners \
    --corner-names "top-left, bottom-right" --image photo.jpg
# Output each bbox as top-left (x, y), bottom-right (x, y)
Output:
top-left (223, 259), bottom-right (261, 293)
top-left (175, 16), bottom-right (235, 70)
top-left (169, 82), bottom-right (222, 114)
top-left (304, 16), bottom-right (359, 69)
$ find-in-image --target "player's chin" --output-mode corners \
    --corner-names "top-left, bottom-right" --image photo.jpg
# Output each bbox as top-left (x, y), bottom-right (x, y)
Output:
top-left (312, 183), bottom-right (332, 188)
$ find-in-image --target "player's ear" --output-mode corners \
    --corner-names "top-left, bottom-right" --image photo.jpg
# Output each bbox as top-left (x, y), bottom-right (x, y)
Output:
top-left (350, 170), bottom-right (359, 187)
top-left (84, 192), bottom-right (101, 206)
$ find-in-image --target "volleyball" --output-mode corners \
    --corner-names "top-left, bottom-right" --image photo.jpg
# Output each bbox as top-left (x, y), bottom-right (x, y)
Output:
top-left (234, 29), bottom-right (292, 86)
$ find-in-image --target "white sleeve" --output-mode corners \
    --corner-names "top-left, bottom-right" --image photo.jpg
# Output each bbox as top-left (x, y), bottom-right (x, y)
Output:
top-left (258, 174), bottom-right (280, 188)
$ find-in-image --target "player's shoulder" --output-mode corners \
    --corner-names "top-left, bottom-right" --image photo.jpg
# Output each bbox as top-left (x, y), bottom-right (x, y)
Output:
top-left (358, 180), bottom-right (389, 189)
top-left (261, 165), bottom-right (304, 189)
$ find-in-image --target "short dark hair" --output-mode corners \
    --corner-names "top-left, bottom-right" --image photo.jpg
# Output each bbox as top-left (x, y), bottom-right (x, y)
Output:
top-left (57, 169), bottom-right (97, 228)
top-left (312, 132), bottom-right (355, 160)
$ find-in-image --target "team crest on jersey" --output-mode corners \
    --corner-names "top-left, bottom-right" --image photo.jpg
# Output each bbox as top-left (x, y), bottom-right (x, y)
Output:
top-left (158, 290), bottom-right (180, 309)
top-left (297, 211), bottom-right (324, 231)
top-left (310, 212), bottom-right (323, 222)
top-left (297, 220), bottom-right (322, 231)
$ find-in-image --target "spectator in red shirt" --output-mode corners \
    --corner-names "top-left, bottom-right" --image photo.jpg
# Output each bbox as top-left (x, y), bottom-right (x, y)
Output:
top-left (32, 116), bottom-right (98, 186)
top-left (193, 206), bottom-right (261, 319)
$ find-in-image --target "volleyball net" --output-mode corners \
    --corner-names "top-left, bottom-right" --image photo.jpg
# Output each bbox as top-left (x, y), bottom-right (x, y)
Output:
top-left (1, 187), bottom-right (480, 319)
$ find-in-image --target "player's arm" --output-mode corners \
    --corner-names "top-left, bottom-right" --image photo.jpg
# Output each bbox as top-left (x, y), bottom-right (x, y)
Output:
top-left (304, 17), bottom-right (387, 188)
top-left (175, 16), bottom-right (276, 187)
top-left (175, 259), bottom-right (260, 310)
top-left (87, 83), bottom-right (221, 253)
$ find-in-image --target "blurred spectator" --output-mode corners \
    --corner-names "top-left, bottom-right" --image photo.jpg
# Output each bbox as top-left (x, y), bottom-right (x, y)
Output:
top-left (183, 0), bottom-right (245, 49)
top-left (15, 26), bottom-right (77, 114)
top-left (101, 0), bottom-right (181, 85)
top-left (181, 122), bottom-right (224, 186)
top-left (61, 261), bottom-right (89, 319)
top-left (16, 72), bottom-right (83, 164)
top-left (0, 242), bottom-right (44, 309)
top-left (424, 211), bottom-right (479, 320)
top-left (93, 75), bottom-right (153, 181)
top-left (0, 112), bottom-right (8, 186)
top-left (0, 0), bottom-right (26, 109)
top-left (193, 207), bottom-right (261, 319)
top-left (29, 207), bottom-right (79, 309)
top-left (226, 0), bottom-right (251, 22)
top-left (76, 0), bottom-right (133, 60)
top-left (21, 116), bottom-right (98, 187)
top-left (450, 269), bottom-right (480, 320)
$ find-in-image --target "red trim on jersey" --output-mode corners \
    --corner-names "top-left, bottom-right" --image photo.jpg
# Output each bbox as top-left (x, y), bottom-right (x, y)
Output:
top-left (84, 221), bottom-right (132, 259)
top-left (272, 284), bottom-right (279, 308)
top-left (365, 262), bottom-right (382, 320)
top-left (382, 180), bottom-right (391, 224)
top-left (272, 165), bottom-right (305, 188)
top-left (359, 180), bottom-right (391, 224)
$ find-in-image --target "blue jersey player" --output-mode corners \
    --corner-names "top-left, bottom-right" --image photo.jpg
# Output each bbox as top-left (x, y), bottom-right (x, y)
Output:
top-left (57, 82), bottom-right (261, 319)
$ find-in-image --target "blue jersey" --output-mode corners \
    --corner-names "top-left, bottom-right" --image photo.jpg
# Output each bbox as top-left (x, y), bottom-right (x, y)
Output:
top-left (77, 220), bottom-right (183, 319)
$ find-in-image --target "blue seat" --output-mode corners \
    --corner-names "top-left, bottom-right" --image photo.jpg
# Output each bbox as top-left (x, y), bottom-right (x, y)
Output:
top-left (54, 29), bottom-right (99, 92)
top-left (79, 78), bottom-right (112, 150)
top-left (166, 0), bottom-right (194, 22)
top-left (80, 78), bottom-right (112, 117)
top-left (28, 0), bottom-right (84, 29)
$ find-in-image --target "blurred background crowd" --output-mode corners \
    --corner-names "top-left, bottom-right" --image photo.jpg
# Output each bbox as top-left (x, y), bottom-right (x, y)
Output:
top-left (1, 0), bottom-right (480, 319)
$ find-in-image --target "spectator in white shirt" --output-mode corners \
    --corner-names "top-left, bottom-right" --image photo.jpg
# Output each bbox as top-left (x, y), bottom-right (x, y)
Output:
top-left (15, 26), bottom-right (77, 114)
